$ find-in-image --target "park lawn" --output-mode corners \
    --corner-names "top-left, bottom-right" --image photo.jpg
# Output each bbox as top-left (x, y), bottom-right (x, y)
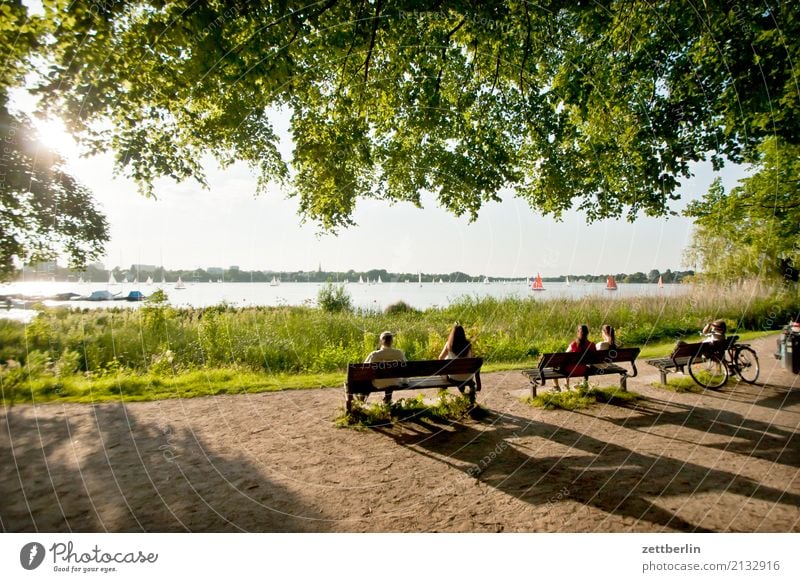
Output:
top-left (0, 328), bottom-right (781, 406)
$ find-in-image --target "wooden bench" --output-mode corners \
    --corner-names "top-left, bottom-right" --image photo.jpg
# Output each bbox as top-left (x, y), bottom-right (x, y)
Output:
top-left (521, 348), bottom-right (640, 397)
top-left (645, 336), bottom-right (737, 385)
top-left (345, 358), bottom-right (483, 412)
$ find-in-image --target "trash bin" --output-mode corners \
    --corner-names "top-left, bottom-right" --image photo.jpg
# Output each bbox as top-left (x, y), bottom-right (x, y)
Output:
top-left (778, 325), bottom-right (800, 374)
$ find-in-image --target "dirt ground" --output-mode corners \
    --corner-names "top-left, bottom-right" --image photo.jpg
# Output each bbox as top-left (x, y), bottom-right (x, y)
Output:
top-left (2, 334), bottom-right (798, 532)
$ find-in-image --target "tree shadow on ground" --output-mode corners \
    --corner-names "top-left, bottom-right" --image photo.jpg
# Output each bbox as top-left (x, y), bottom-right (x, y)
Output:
top-left (748, 383), bottom-right (800, 412)
top-left (0, 403), bottom-right (326, 532)
top-left (373, 408), bottom-right (800, 532)
top-left (607, 396), bottom-right (800, 468)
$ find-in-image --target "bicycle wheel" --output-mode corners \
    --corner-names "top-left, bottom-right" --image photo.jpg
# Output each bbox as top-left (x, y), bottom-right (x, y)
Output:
top-left (688, 352), bottom-right (728, 389)
top-left (733, 346), bottom-right (760, 383)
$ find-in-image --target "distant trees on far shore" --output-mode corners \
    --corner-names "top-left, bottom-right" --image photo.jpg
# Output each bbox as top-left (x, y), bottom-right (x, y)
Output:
top-left (14, 263), bottom-right (693, 285)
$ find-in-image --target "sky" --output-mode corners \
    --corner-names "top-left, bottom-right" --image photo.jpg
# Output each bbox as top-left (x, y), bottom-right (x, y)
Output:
top-left (26, 99), bottom-right (749, 278)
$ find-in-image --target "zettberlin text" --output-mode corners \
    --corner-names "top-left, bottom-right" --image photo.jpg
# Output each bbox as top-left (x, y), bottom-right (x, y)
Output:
top-left (642, 544), bottom-right (701, 554)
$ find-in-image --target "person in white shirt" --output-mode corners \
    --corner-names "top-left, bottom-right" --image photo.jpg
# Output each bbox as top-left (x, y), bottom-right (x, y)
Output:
top-left (364, 331), bottom-right (406, 404)
top-left (596, 324), bottom-right (617, 350)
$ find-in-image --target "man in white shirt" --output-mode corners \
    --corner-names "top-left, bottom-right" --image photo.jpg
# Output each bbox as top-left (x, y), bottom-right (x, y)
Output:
top-left (364, 331), bottom-right (406, 404)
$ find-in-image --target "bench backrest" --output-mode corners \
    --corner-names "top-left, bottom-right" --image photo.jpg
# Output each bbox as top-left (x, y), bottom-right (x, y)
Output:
top-left (670, 335), bottom-right (739, 360)
top-left (670, 342), bottom-right (713, 360)
top-left (347, 357), bottom-right (483, 383)
top-left (537, 348), bottom-right (640, 370)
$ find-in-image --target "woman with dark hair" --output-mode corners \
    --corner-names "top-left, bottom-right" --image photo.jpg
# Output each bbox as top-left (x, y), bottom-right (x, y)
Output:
top-left (554, 324), bottom-right (596, 391)
top-left (439, 324), bottom-right (474, 382)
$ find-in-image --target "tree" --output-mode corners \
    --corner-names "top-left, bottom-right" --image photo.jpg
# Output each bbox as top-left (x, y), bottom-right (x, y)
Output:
top-left (624, 272), bottom-right (647, 284)
top-left (685, 137), bottom-right (800, 284)
top-left (647, 269), bottom-right (661, 284)
top-left (0, 1), bottom-right (108, 281)
top-left (29, 0), bottom-right (799, 232)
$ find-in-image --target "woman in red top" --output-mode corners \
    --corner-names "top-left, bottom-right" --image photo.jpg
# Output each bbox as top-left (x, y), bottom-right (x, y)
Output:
top-left (554, 324), bottom-right (596, 391)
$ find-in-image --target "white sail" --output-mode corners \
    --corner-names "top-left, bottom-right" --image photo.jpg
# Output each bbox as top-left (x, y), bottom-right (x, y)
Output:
top-left (270, 276), bottom-right (280, 286)
top-left (377, 276), bottom-right (382, 284)
top-left (418, 272), bottom-right (422, 287)
top-left (146, 276), bottom-right (153, 285)
top-left (566, 276), bottom-right (571, 286)
top-left (175, 276), bottom-right (186, 290)
top-left (108, 273), bottom-right (117, 285)
top-left (77, 276), bottom-right (84, 284)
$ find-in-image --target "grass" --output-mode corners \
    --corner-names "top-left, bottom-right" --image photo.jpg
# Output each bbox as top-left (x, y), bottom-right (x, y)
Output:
top-left (654, 375), bottom-right (707, 393)
top-left (524, 383), bottom-right (642, 410)
top-left (334, 390), bottom-right (480, 428)
top-left (0, 368), bottom-right (342, 405)
top-left (0, 285), bottom-right (794, 405)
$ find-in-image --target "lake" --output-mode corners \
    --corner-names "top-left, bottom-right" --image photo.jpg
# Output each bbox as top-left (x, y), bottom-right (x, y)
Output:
top-left (1, 280), bottom-right (688, 322)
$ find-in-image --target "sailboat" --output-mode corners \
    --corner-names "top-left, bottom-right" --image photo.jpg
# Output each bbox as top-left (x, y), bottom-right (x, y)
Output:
top-left (483, 276), bottom-right (490, 284)
top-left (146, 275), bottom-right (153, 285)
top-left (418, 272), bottom-right (422, 287)
top-left (531, 273), bottom-right (545, 291)
top-left (566, 276), bottom-right (571, 286)
top-left (175, 276), bottom-right (186, 290)
top-left (658, 275), bottom-right (663, 288)
top-left (377, 276), bottom-right (383, 284)
top-left (606, 275), bottom-right (618, 291)
top-left (108, 273), bottom-right (117, 286)
top-left (77, 276), bottom-right (84, 284)
top-left (160, 273), bottom-right (166, 285)
top-left (438, 278), bottom-right (444, 284)
top-left (358, 275), bottom-right (364, 284)
top-left (270, 276), bottom-right (280, 287)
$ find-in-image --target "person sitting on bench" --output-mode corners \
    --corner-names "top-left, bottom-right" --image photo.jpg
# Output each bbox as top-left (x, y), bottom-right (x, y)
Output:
top-left (596, 324), bottom-right (617, 350)
top-left (553, 324), bottom-right (596, 391)
top-left (438, 323), bottom-right (475, 383)
top-left (702, 319), bottom-right (727, 343)
top-left (364, 331), bottom-right (406, 404)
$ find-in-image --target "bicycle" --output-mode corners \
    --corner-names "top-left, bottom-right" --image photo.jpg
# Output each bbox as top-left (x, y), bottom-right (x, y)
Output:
top-left (687, 333), bottom-right (760, 389)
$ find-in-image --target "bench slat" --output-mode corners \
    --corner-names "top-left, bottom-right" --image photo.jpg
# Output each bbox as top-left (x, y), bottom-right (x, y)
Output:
top-left (347, 357), bottom-right (483, 382)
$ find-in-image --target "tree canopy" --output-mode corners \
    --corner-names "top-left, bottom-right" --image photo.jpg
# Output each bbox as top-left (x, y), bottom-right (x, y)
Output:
top-left (685, 137), bottom-right (800, 283)
top-left (29, 0), bottom-right (798, 231)
top-left (0, 0), bottom-right (108, 280)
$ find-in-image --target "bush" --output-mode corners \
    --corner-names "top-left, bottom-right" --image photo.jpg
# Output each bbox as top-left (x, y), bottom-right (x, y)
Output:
top-left (385, 300), bottom-right (417, 315)
top-left (317, 283), bottom-right (352, 313)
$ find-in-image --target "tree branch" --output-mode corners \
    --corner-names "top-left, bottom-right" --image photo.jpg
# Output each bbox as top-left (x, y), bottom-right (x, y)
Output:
top-left (520, 2), bottom-right (531, 98)
top-left (490, 49), bottom-right (502, 95)
top-left (363, 0), bottom-right (384, 85)
top-left (435, 18), bottom-right (466, 96)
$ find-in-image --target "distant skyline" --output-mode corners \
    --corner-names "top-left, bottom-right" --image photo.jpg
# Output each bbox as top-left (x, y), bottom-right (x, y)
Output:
top-left (18, 92), bottom-right (750, 278)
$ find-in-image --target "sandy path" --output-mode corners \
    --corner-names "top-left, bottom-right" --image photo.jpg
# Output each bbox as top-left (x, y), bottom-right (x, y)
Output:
top-left (2, 335), bottom-right (798, 532)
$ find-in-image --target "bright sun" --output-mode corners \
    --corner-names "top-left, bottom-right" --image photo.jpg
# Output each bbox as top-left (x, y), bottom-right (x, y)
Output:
top-left (33, 116), bottom-right (78, 159)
